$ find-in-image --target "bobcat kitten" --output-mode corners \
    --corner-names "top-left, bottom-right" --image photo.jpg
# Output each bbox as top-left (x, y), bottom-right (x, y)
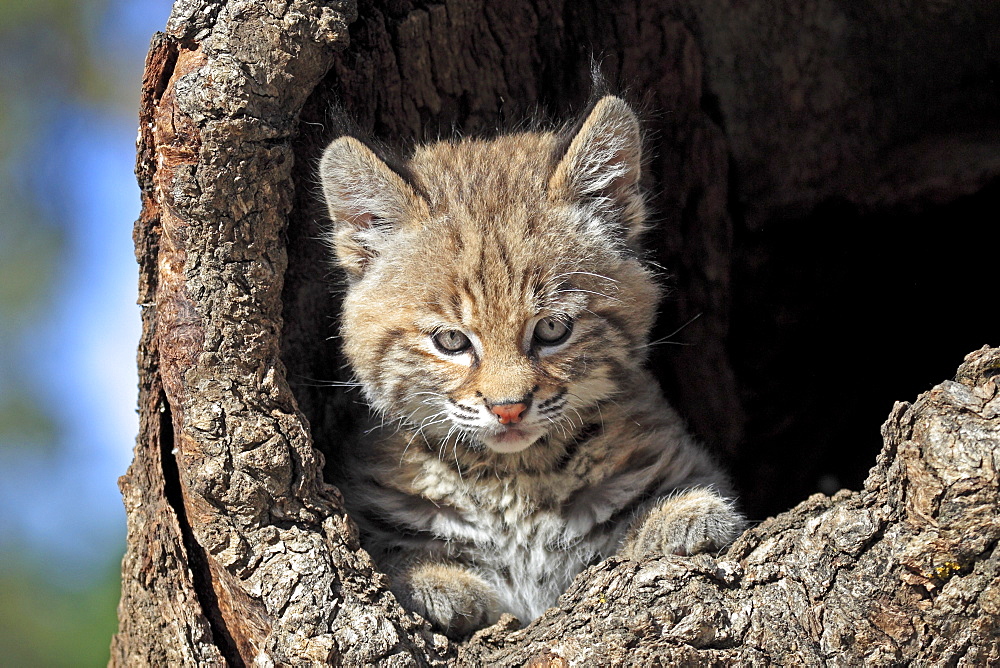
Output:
top-left (319, 96), bottom-right (743, 638)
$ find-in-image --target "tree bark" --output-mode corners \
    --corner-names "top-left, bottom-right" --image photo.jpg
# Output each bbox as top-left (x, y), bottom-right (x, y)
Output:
top-left (114, 0), bottom-right (1000, 664)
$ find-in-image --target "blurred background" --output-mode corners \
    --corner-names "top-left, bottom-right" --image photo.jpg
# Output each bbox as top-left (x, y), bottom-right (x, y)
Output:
top-left (0, 0), bottom-right (171, 664)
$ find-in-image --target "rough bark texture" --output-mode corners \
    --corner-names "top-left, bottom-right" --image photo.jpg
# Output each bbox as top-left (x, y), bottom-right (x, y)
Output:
top-left (115, 0), bottom-right (1000, 664)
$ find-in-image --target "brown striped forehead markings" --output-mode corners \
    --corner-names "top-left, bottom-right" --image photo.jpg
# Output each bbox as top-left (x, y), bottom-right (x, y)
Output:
top-left (413, 140), bottom-right (555, 231)
top-left (397, 132), bottom-right (633, 340)
top-left (439, 267), bottom-right (538, 340)
top-left (423, 238), bottom-right (540, 325)
top-left (411, 134), bottom-right (558, 196)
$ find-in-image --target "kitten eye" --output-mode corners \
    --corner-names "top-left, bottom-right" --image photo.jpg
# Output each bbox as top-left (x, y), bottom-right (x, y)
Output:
top-left (433, 329), bottom-right (472, 354)
top-left (533, 317), bottom-right (573, 346)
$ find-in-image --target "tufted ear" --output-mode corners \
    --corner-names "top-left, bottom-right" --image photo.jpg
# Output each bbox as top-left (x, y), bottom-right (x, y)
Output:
top-left (549, 96), bottom-right (646, 243)
top-left (319, 137), bottom-right (425, 280)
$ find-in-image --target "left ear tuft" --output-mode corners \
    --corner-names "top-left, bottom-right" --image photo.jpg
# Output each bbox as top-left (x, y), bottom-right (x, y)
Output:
top-left (549, 96), bottom-right (646, 242)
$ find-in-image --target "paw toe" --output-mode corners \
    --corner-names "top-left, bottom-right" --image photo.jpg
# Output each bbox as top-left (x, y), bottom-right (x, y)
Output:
top-left (626, 489), bottom-right (744, 560)
top-left (397, 563), bottom-right (499, 638)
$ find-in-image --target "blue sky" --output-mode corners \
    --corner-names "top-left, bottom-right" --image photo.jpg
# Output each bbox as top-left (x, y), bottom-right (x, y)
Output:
top-left (0, 0), bottom-right (173, 582)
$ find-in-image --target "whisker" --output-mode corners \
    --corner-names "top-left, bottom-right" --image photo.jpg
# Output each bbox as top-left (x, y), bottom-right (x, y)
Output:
top-left (558, 288), bottom-right (623, 303)
top-left (450, 431), bottom-right (464, 480)
top-left (641, 313), bottom-right (702, 349)
top-left (551, 270), bottom-right (620, 285)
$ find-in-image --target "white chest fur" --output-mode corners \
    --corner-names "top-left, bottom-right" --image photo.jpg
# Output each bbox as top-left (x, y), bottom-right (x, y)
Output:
top-left (410, 458), bottom-right (618, 621)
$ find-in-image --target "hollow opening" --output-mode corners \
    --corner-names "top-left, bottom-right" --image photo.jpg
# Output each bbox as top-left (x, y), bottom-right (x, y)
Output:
top-left (726, 180), bottom-right (999, 518)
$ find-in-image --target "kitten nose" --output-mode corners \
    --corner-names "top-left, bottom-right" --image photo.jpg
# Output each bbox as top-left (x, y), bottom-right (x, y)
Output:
top-left (491, 402), bottom-right (528, 425)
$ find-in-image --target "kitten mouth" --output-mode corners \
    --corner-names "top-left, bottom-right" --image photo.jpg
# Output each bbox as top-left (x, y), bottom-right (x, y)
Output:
top-left (480, 425), bottom-right (543, 454)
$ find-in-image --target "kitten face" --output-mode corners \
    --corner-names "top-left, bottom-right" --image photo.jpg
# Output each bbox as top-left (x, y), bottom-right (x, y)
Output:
top-left (321, 97), bottom-right (660, 455)
top-left (368, 233), bottom-right (629, 454)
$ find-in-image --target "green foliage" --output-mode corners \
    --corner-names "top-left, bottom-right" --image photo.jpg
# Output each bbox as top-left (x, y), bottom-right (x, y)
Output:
top-left (0, 554), bottom-right (122, 667)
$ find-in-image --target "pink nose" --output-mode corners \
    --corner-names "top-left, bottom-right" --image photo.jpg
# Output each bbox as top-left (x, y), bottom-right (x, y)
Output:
top-left (491, 402), bottom-right (528, 425)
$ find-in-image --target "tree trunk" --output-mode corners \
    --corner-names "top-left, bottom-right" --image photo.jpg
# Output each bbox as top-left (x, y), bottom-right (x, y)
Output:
top-left (113, 0), bottom-right (1000, 664)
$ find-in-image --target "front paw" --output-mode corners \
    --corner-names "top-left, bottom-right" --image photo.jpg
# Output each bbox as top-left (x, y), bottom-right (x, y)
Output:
top-left (394, 563), bottom-right (500, 639)
top-left (622, 488), bottom-right (743, 560)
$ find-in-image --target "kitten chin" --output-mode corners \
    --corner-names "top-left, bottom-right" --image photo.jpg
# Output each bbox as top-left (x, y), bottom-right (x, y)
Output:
top-left (479, 424), bottom-right (546, 453)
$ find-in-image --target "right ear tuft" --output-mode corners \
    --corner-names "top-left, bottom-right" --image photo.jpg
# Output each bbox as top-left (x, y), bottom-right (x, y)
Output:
top-left (319, 137), bottom-right (424, 280)
top-left (548, 96), bottom-right (646, 244)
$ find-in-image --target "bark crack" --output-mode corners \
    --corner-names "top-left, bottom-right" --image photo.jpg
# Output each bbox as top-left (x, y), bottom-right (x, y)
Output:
top-left (160, 394), bottom-right (245, 668)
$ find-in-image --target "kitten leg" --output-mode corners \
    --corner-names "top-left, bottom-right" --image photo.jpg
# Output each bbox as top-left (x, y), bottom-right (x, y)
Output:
top-left (394, 562), bottom-right (501, 638)
top-left (621, 488), bottom-right (743, 560)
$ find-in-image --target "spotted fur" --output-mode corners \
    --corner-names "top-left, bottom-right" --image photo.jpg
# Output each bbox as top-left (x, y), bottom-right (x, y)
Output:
top-left (319, 96), bottom-right (743, 638)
